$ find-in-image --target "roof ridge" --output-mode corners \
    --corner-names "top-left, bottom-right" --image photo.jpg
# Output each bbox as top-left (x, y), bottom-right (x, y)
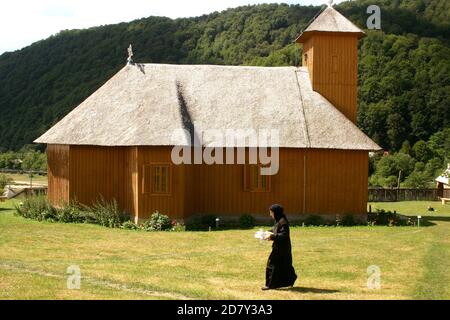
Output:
top-left (295, 5), bottom-right (327, 40)
top-left (332, 6), bottom-right (365, 33)
top-left (134, 63), bottom-right (297, 69)
top-left (294, 69), bottom-right (311, 148)
top-left (330, 7), bottom-right (339, 30)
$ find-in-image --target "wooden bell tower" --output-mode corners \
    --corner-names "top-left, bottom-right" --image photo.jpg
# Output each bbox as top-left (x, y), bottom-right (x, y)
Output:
top-left (296, 3), bottom-right (365, 123)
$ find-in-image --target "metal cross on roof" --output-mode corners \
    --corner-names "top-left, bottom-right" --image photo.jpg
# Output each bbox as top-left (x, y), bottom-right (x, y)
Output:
top-left (127, 44), bottom-right (134, 65)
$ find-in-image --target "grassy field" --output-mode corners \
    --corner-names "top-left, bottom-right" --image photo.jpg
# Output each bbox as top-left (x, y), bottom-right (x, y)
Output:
top-left (1, 173), bottom-right (48, 185)
top-left (1, 200), bottom-right (450, 300)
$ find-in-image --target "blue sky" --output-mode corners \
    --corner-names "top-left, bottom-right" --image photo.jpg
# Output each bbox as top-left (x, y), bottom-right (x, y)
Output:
top-left (0, 0), bottom-right (346, 54)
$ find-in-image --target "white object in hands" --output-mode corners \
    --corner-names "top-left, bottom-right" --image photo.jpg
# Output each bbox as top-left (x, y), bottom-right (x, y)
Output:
top-left (254, 229), bottom-right (273, 240)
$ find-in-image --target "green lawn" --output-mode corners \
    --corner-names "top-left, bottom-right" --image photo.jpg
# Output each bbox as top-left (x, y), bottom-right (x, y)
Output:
top-left (1, 200), bottom-right (450, 300)
top-left (369, 201), bottom-right (448, 218)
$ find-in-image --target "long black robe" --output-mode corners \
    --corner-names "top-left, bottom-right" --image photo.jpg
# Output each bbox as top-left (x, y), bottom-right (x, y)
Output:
top-left (265, 217), bottom-right (297, 289)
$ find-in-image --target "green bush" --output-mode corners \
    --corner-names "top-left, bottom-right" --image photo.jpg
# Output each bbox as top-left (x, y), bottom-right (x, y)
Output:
top-left (15, 196), bottom-right (132, 228)
top-left (15, 196), bottom-right (57, 221)
top-left (185, 214), bottom-right (217, 231)
top-left (342, 215), bottom-right (357, 226)
top-left (141, 211), bottom-right (172, 231)
top-left (0, 174), bottom-right (12, 190)
top-left (184, 216), bottom-right (203, 231)
top-left (170, 221), bottom-right (185, 232)
top-left (368, 209), bottom-right (409, 226)
top-left (239, 214), bottom-right (256, 229)
top-left (56, 202), bottom-right (86, 223)
top-left (304, 215), bottom-right (325, 226)
top-left (121, 220), bottom-right (139, 230)
top-left (89, 198), bottom-right (129, 228)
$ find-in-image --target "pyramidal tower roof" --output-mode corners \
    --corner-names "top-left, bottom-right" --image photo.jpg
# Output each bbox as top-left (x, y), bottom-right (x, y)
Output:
top-left (296, 5), bottom-right (365, 43)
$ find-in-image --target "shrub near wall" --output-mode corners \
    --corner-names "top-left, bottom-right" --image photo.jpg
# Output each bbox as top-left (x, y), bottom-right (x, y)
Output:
top-left (141, 211), bottom-right (172, 231)
top-left (239, 214), bottom-right (256, 229)
top-left (15, 196), bottom-right (182, 232)
top-left (185, 215), bottom-right (218, 231)
top-left (304, 215), bottom-right (326, 226)
top-left (368, 209), bottom-right (410, 226)
top-left (90, 198), bottom-right (129, 228)
top-left (15, 197), bottom-right (413, 230)
top-left (56, 202), bottom-right (87, 223)
top-left (341, 215), bottom-right (357, 226)
top-left (15, 196), bottom-right (130, 227)
top-left (15, 196), bottom-right (58, 221)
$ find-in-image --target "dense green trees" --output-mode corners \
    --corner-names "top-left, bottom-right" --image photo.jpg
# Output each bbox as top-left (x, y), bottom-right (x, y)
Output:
top-left (21, 151), bottom-right (47, 171)
top-left (0, 1), bottom-right (448, 152)
top-left (358, 32), bottom-right (450, 151)
top-left (0, 147), bottom-right (46, 172)
top-left (370, 128), bottom-right (450, 188)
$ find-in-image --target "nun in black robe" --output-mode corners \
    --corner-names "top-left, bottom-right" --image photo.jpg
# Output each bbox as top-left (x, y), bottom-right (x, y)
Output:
top-left (262, 204), bottom-right (297, 290)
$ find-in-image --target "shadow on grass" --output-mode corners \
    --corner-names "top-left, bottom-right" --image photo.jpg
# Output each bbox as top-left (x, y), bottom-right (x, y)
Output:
top-left (402, 216), bottom-right (450, 227)
top-left (423, 216), bottom-right (450, 222)
top-left (278, 287), bottom-right (339, 294)
top-left (408, 217), bottom-right (436, 227)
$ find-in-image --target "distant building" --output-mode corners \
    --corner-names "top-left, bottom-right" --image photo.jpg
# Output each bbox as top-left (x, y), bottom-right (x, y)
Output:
top-left (436, 164), bottom-right (450, 198)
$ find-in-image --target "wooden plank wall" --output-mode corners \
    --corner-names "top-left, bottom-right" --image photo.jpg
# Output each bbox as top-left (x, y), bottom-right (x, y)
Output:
top-left (302, 38), bottom-right (314, 82)
top-left (309, 33), bottom-right (359, 123)
top-left (68, 145), bottom-right (126, 208)
top-left (305, 149), bottom-right (368, 215)
top-left (190, 148), bottom-right (305, 217)
top-left (184, 156), bottom-right (195, 220)
top-left (137, 146), bottom-right (185, 220)
top-left (47, 144), bottom-right (70, 206)
top-left (47, 145), bottom-right (369, 220)
top-left (123, 147), bottom-right (138, 218)
top-left (190, 148), bottom-right (367, 217)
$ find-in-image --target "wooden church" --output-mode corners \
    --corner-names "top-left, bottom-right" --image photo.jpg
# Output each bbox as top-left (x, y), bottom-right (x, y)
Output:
top-left (35, 5), bottom-right (381, 223)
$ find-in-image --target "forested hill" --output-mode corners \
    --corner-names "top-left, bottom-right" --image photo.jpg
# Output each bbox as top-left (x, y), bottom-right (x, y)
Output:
top-left (0, 0), bottom-right (448, 152)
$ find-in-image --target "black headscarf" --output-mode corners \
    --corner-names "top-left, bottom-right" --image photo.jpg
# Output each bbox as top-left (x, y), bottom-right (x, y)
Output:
top-left (270, 204), bottom-right (288, 223)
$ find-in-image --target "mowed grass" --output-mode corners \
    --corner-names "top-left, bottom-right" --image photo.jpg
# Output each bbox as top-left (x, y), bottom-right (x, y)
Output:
top-left (1, 173), bottom-right (48, 185)
top-left (1, 200), bottom-right (450, 300)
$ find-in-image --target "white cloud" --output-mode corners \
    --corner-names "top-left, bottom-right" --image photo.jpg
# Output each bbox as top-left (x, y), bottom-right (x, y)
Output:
top-left (0, 0), bottom-right (344, 54)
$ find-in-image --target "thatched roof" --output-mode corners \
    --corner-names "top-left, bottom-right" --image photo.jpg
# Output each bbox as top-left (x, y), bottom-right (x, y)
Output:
top-left (296, 6), bottom-right (365, 43)
top-left (35, 63), bottom-right (380, 151)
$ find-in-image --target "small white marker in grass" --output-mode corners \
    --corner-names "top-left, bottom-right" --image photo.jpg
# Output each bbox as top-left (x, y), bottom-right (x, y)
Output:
top-left (417, 216), bottom-right (421, 227)
top-left (215, 218), bottom-right (220, 229)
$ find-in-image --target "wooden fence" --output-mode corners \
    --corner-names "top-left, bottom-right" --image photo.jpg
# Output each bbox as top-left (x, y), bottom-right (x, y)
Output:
top-left (0, 168), bottom-right (47, 175)
top-left (369, 188), bottom-right (450, 202)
